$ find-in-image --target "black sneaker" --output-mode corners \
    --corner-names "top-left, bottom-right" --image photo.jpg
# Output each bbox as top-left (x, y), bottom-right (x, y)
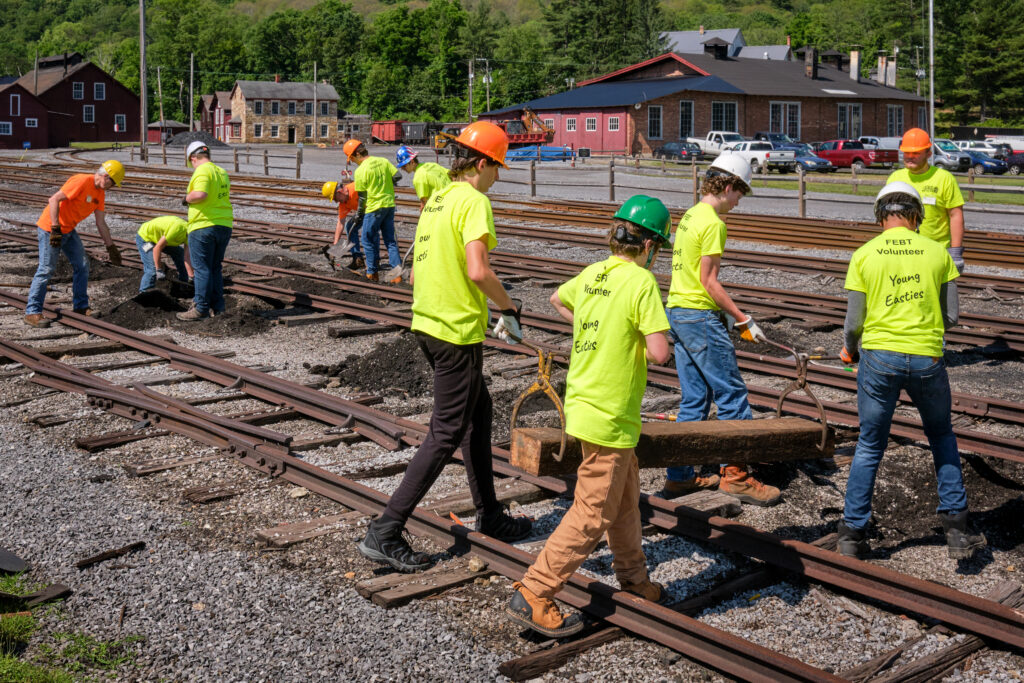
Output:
top-left (477, 507), bottom-right (532, 542)
top-left (940, 511), bottom-right (987, 560)
top-left (357, 517), bottom-right (433, 573)
top-left (836, 521), bottom-right (869, 558)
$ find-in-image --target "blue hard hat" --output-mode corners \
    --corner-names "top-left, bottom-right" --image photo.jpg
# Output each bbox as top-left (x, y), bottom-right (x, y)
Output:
top-left (396, 145), bottom-right (417, 168)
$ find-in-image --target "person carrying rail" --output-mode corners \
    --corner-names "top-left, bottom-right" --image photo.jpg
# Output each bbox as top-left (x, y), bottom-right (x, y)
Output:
top-left (661, 155), bottom-right (781, 507)
top-left (357, 121), bottom-right (531, 573)
top-left (396, 145), bottom-right (451, 211)
top-left (320, 180), bottom-right (364, 272)
top-left (506, 195), bottom-right (673, 638)
top-left (343, 139), bottom-right (403, 283)
top-left (887, 128), bottom-right (966, 272)
top-left (136, 215), bottom-right (193, 292)
top-left (177, 141), bottom-right (233, 321)
top-left (25, 160), bottom-right (124, 328)
top-left (836, 181), bottom-right (985, 560)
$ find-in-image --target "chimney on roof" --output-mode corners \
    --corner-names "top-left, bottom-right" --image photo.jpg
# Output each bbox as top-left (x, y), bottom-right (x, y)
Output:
top-left (886, 55), bottom-right (897, 87)
top-left (63, 52), bottom-right (68, 78)
top-left (876, 56), bottom-right (887, 84)
top-left (786, 35), bottom-right (791, 47)
top-left (822, 52), bottom-right (844, 71)
top-left (850, 51), bottom-right (860, 82)
top-left (274, 74), bottom-right (281, 83)
top-left (699, 25), bottom-right (704, 35)
top-left (804, 47), bottom-right (818, 79)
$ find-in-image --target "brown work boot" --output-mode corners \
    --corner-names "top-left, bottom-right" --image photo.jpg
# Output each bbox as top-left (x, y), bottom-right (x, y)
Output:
top-left (659, 474), bottom-right (720, 499)
top-left (506, 582), bottom-right (584, 638)
top-left (176, 306), bottom-right (209, 321)
top-left (719, 465), bottom-right (781, 507)
top-left (620, 578), bottom-right (669, 604)
top-left (24, 314), bottom-right (50, 328)
top-left (366, 272), bottom-right (379, 282)
top-left (72, 308), bottom-right (93, 317)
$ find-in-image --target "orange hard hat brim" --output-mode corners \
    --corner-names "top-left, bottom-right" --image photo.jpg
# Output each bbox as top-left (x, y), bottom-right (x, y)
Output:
top-left (900, 143), bottom-right (931, 153)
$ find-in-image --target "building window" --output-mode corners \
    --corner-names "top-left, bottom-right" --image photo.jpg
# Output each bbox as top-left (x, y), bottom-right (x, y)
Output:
top-left (270, 101), bottom-right (279, 115)
top-left (566, 118), bottom-right (576, 132)
top-left (770, 102), bottom-right (801, 140)
top-left (608, 117), bottom-right (620, 132)
top-left (337, 123), bottom-right (344, 133)
top-left (0, 122), bottom-right (11, 135)
top-left (9, 94), bottom-right (19, 116)
top-left (711, 101), bottom-right (738, 131)
top-left (321, 124), bottom-right (328, 137)
top-left (83, 105), bottom-right (94, 123)
top-left (114, 114), bottom-right (126, 132)
top-left (544, 118), bottom-right (554, 129)
top-left (304, 124), bottom-right (312, 138)
top-left (26, 117), bottom-right (38, 128)
top-left (271, 125), bottom-right (279, 138)
top-left (837, 103), bottom-right (862, 138)
top-left (321, 101), bottom-right (328, 116)
top-left (232, 123), bottom-right (240, 136)
top-left (585, 117), bottom-right (597, 132)
top-left (887, 105), bottom-right (904, 137)
top-left (254, 100), bottom-right (263, 115)
top-left (305, 101), bottom-right (313, 115)
top-left (254, 124), bottom-right (263, 137)
top-left (648, 105), bottom-right (662, 139)
top-left (918, 107), bottom-right (927, 129)
top-left (94, 82), bottom-right (105, 100)
top-left (351, 124), bottom-right (360, 132)
top-left (678, 101), bottom-right (693, 138)
top-left (72, 82), bottom-right (84, 100)
top-left (288, 101), bottom-right (296, 115)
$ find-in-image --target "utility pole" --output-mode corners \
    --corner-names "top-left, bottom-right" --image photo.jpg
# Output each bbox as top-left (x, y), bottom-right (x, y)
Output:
top-left (313, 61), bottom-right (318, 143)
top-left (139, 0), bottom-right (148, 156)
top-left (476, 58), bottom-right (491, 112)
top-left (157, 66), bottom-right (164, 137)
top-left (189, 52), bottom-right (194, 131)
top-left (33, 49), bottom-right (38, 96)
top-left (928, 0), bottom-right (935, 140)
top-left (468, 59), bottom-right (474, 121)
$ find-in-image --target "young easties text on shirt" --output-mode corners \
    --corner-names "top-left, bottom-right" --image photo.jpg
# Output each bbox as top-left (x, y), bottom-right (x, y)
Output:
top-left (886, 272), bottom-right (925, 307)
top-left (575, 319), bottom-right (600, 353)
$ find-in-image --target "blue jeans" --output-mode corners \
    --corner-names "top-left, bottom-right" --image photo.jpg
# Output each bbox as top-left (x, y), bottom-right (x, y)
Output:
top-left (136, 234), bottom-right (187, 291)
top-left (26, 228), bottom-right (89, 314)
top-left (843, 349), bottom-right (967, 530)
top-left (360, 206), bottom-right (400, 274)
top-left (188, 225), bottom-right (231, 314)
top-left (344, 215), bottom-right (363, 257)
top-left (666, 308), bottom-right (752, 482)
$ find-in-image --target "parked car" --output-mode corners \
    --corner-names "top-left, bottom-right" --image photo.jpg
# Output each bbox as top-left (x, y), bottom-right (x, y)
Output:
top-left (963, 150), bottom-right (1007, 175)
top-left (790, 143), bottom-right (836, 173)
top-left (955, 140), bottom-right (1006, 159)
top-left (652, 141), bottom-right (701, 161)
top-left (686, 130), bottom-right (745, 158)
top-left (1006, 152), bottom-right (1024, 175)
top-left (858, 135), bottom-right (902, 150)
top-left (932, 139), bottom-right (971, 172)
top-left (815, 140), bottom-right (899, 169)
top-left (721, 141), bottom-right (795, 173)
top-left (753, 132), bottom-right (798, 148)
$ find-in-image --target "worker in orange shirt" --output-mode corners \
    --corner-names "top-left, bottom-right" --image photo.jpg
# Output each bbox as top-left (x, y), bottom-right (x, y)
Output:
top-left (320, 180), bottom-right (364, 272)
top-left (25, 160), bottom-right (124, 328)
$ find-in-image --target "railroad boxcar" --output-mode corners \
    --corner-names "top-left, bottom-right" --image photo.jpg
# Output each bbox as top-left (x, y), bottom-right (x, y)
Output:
top-left (371, 120), bottom-right (405, 144)
top-left (401, 122), bottom-right (430, 145)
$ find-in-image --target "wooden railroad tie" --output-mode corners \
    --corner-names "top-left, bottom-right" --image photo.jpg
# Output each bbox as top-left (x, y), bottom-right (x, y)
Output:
top-left (423, 478), bottom-right (545, 518)
top-left (355, 558), bottom-right (492, 608)
top-left (182, 483), bottom-right (241, 504)
top-left (255, 509), bottom-right (368, 548)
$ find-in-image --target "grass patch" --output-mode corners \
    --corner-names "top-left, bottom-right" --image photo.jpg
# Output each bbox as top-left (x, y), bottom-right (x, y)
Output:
top-left (1, 614), bottom-right (37, 653)
top-left (69, 141), bottom-right (139, 150)
top-left (0, 573), bottom-right (43, 597)
top-left (0, 653), bottom-right (71, 683)
top-left (38, 632), bottom-right (143, 674)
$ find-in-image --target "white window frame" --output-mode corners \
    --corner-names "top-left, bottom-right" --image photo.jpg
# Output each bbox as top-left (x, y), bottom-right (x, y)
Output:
top-left (304, 101), bottom-right (313, 115)
top-left (351, 124), bottom-right (360, 132)
top-left (271, 124), bottom-right (280, 138)
top-left (288, 101), bottom-right (296, 115)
top-left (9, 94), bottom-right (20, 116)
top-left (608, 116), bottom-right (620, 132)
top-left (337, 123), bottom-right (344, 133)
top-left (304, 123), bottom-right (312, 138)
top-left (72, 82), bottom-right (84, 100)
top-left (254, 100), bottom-right (263, 115)
top-left (271, 101), bottom-right (280, 115)
top-left (678, 100), bottom-right (693, 139)
top-left (711, 101), bottom-right (738, 132)
top-left (837, 102), bottom-right (863, 138)
top-left (94, 82), bottom-right (105, 100)
top-left (887, 104), bottom-right (904, 137)
top-left (648, 105), bottom-right (663, 140)
top-left (0, 122), bottom-right (11, 135)
top-left (320, 101), bottom-right (328, 116)
top-left (566, 117), bottom-right (576, 132)
top-left (83, 105), bottom-right (95, 123)
top-left (254, 123), bottom-right (263, 137)
top-left (231, 123), bottom-right (240, 137)
top-left (544, 118), bottom-right (554, 130)
top-left (585, 117), bottom-right (597, 132)
top-left (320, 123), bottom-right (328, 137)
top-left (114, 113), bottom-right (126, 131)
top-left (26, 117), bottom-right (38, 128)
top-left (769, 101), bottom-right (801, 140)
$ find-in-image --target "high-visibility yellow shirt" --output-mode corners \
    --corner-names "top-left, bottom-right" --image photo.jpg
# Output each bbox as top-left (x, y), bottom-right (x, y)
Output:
top-left (410, 182), bottom-right (497, 345)
top-left (186, 162), bottom-right (232, 232)
top-left (413, 162), bottom-right (451, 202)
top-left (354, 156), bottom-right (398, 214)
top-left (557, 257), bottom-right (670, 448)
top-left (138, 216), bottom-right (188, 247)
top-left (844, 226), bottom-right (959, 357)
top-left (886, 166), bottom-right (964, 248)
top-left (666, 202), bottom-right (726, 310)
top-left (37, 174), bottom-right (105, 234)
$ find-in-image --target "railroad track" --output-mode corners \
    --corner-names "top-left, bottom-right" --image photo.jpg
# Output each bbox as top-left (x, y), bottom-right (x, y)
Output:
top-left (3, 296), bottom-right (1024, 680)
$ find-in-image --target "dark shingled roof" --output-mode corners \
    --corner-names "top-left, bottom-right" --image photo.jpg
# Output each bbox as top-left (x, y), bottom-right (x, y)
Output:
top-left (16, 61), bottom-right (91, 95)
top-left (231, 80), bottom-right (339, 101)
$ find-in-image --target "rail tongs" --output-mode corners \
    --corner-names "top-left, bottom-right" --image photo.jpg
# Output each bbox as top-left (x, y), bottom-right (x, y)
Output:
top-left (765, 339), bottom-right (837, 452)
top-left (509, 340), bottom-right (568, 462)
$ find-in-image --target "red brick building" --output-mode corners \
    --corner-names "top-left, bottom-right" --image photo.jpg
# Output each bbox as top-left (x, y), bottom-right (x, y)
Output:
top-left (0, 83), bottom-right (49, 150)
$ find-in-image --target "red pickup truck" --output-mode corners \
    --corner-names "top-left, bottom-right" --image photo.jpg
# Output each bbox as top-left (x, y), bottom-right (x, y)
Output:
top-left (814, 140), bottom-right (899, 169)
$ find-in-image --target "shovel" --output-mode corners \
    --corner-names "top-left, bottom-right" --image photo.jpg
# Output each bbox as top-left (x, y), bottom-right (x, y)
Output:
top-left (383, 242), bottom-right (417, 283)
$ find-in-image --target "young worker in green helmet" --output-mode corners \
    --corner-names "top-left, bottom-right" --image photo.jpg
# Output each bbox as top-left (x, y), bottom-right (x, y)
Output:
top-left (506, 195), bottom-right (673, 638)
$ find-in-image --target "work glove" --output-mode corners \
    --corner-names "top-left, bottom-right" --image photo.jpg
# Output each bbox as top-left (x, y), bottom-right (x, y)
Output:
top-left (735, 316), bottom-right (767, 343)
top-left (947, 246), bottom-right (965, 273)
top-left (494, 301), bottom-right (523, 344)
top-left (106, 244), bottom-right (122, 267)
top-left (49, 230), bottom-right (62, 248)
top-left (181, 198), bottom-right (189, 207)
top-left (840, 346), bottom-right (859, 364)
top-left (156, 269), bottom-right (166, 281)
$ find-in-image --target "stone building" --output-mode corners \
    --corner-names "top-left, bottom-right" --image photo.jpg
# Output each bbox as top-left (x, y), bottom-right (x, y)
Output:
top-left (228, 79), bottom-right (341, 145)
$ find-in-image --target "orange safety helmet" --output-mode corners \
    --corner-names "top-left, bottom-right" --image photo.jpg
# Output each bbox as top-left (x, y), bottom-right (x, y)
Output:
top-left (454, 121), bottom-right (509, 168)
top-left (900, 128), bottom-right (931, 153)
top-left (343, 139), bottom-right (364, 161)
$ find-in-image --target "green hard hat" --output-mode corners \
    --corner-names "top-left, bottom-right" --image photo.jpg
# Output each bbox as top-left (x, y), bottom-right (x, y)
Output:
top-left (613, 195), bottom-right (671, 243)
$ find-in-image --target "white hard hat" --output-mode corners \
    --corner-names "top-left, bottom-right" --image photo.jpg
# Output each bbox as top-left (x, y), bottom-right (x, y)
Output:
top-left (185, 140), bottom-right (210, 166)
top-left (708, 154), bottom-right (753, 193)
top-left (874, 181), bottom-right (922, 214)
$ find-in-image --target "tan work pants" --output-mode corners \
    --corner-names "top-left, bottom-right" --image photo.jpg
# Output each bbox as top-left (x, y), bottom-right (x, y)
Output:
top-left (521, 440), bottom-right (648, 599)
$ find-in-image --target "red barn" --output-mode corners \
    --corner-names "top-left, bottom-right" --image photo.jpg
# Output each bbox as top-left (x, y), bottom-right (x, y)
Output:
top-left (16, 52), bottom-right (139, 147)
top-left (0, 83), bottom-right (48, 150)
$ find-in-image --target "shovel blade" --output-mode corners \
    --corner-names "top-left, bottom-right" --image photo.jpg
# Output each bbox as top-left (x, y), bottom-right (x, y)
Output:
top-left (383, 265), bottom-right (405, 282)
top-left (328, 240), bottom-right (353, 257)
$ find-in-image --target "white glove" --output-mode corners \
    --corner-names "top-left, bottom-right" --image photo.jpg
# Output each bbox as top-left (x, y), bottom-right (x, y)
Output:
top-left (736, 316), bottom-right (767, 343)
top-left (155, 269), bottom-right (166, 281)
top-left (493, 311), bottom-right (522, 344)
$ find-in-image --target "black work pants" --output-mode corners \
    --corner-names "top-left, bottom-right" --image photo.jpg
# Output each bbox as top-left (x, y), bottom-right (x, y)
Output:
top-left (382, 332), bottom-right (499, 524)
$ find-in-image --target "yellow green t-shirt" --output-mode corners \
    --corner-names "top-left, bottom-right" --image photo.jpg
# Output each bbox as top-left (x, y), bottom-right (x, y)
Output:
top-left (844, 226), bottom-right (959, 357)
top-left (558, 257), bottom-right (670, 448)
top-left (410, 182), bottom-right (497, 345)
top-left (186, 162), bottom-right (232, 232)
top-left (138, 216), bottom-right (188, 247)
top-left (354, 156), bottom-right (398, 214)
top-left (413, 162), bottom-right (451, 202)
top-left (886, 166), bottom-right (964, 248)
top-left (666, 202), bottom-right (726, 310)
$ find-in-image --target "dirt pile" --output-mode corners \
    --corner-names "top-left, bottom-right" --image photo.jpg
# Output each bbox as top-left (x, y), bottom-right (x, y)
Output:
top-left (307, 332), bottom-right (433, 396)
top-left (166, 131), bottom-right (229, 148)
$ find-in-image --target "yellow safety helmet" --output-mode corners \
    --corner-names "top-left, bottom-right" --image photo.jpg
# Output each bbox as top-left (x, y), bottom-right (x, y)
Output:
top-left (100, 159), bottom-right (124, 187)
top-left (321, 181), bottom-right (338, 200)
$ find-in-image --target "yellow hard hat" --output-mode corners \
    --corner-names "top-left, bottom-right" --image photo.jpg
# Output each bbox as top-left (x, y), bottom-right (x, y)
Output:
top-left (321, 181), bottom-right (338, 199)
top-left (100, 159), bottom-right (124, 186)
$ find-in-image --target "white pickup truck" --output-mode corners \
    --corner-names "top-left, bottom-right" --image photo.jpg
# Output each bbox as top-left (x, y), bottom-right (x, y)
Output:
top-left (721, 141), bottom-right (796, 174)
top-left (686, 130), bottom-right (745, 158)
